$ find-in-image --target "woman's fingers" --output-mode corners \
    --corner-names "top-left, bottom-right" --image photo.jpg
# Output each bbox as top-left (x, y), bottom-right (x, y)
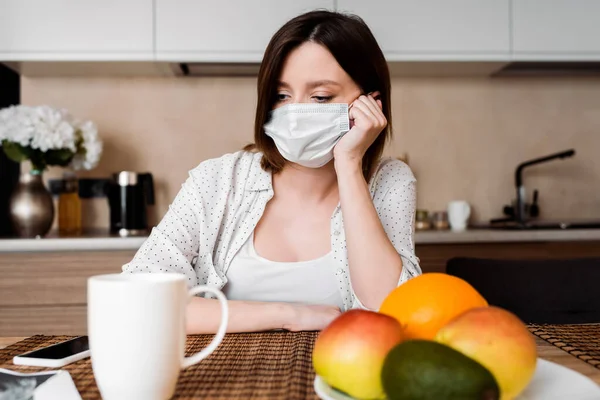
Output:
top-left (351, 99), bottom-right (379, 128)
top-left (353, 95), bottom-right (386, 129)
top-left (348, 101), bottom-right (367, 124)
top-left (358, 95), bottom-right (379, 119)
top-left (363, 94), bottom-right (386, 126)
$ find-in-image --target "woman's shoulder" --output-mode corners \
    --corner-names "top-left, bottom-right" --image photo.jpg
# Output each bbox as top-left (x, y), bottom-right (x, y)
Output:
top-left (371, 157), bottom-right (416, 189)
top-left (190, 150), bottom-right (258, 173)
top-left (369, 157), bottom-right (416, 205)
top-left (189, 150), bottom-right (270, 192)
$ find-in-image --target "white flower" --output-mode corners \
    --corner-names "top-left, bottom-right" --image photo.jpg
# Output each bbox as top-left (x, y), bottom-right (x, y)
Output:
top-left (0, 105), bottom-right (77, 151)
top-left (0, 104), bottom-right (103, 171)
top-left (71, 120), bottom-right (103, 170)
top-left (29, 106), bottom-right (76, 152)
top-left (0, 105), bottom-right (35, 146)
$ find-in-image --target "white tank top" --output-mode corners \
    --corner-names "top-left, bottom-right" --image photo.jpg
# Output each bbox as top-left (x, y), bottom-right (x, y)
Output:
top-left (223, 233), bottom-right (345, 310)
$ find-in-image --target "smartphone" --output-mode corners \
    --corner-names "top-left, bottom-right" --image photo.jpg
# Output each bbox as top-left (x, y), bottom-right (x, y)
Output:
top-left (13, 336), bottom-right (90, 368)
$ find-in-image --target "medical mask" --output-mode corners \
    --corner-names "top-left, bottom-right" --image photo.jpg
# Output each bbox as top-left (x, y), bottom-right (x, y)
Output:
top-left (263, 103), bottom-right (350, 168)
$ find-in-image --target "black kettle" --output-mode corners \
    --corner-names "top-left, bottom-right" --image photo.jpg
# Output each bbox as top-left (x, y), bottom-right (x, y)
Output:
top-left (106, 172), bottom-right (155, 237)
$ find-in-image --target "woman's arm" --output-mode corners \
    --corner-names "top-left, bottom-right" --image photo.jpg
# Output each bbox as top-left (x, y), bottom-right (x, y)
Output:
top-left (122, 170), bottom-right (206, 281)
top-left (123, 158), bottom-right (341, 333)
top-left (186, 298), bottom-right (341, 333)
top-left (335, 161), bottom-right (405, 310)
top-left (334, 94), bottom-right (418, 310)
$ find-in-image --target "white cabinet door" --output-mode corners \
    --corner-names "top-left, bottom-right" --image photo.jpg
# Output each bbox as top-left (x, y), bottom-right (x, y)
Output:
top-left (0, 0), bottom-right (153, 61)
top-left (337, 0), bottom-right (510, 61)
top-left (513, 0), bottom-right (600, 59)
top-left (156, 0), bottom-right (334, 62)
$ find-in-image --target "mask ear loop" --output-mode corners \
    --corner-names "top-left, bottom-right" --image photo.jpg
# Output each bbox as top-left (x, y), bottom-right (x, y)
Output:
top-left (347, 102), bottom-right (355, 129)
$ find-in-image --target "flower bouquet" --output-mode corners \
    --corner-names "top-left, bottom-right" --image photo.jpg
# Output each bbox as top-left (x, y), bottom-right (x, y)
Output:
top-left (0, 105), bottom-right (102, 172)
top-left (0, 105), bottom-right (103, 237)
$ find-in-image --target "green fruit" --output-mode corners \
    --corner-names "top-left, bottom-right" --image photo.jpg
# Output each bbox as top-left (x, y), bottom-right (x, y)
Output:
top-left (381, 340), bottom-right (500, 400)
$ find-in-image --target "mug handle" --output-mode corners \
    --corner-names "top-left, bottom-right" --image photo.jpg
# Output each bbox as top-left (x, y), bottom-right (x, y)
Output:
top-left (181, 286), bottom-right (229, 369)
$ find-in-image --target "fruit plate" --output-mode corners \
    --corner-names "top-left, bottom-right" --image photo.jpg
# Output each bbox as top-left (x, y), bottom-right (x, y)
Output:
top-left (314, 359), bottom-right (600, 400)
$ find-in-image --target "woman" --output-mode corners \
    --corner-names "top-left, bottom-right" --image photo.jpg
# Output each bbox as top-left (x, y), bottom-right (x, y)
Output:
top-left (123, 10), bottom-right (420, 333)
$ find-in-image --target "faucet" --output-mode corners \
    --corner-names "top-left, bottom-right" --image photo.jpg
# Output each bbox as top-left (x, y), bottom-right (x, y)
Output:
top-left (513, 149), bottom-right (576, 225)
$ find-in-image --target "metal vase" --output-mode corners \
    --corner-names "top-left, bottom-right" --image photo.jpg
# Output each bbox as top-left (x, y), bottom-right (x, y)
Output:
top-left (9, 171), bottom-right (55, 238)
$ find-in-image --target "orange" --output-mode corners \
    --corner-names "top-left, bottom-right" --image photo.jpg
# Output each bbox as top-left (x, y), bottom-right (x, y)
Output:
top-left (379, 273), bottom-right (488, 340)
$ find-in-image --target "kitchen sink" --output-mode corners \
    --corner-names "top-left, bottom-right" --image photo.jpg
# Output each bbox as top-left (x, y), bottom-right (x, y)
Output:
top-left (486, 220), bottom-right (600, 230)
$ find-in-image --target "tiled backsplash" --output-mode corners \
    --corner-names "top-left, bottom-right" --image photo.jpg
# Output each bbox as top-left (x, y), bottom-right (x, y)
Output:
top-left (21, 76), bottom-right (600, 228)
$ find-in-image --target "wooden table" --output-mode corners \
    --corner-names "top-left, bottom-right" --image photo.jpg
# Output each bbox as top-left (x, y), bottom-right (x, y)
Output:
top-left (0, 337), bottom-right (23, 349)
top-left (2, 337), bottom-right (600, 385)
top-left (533, 336), bottom-right (600, 384)
top-left (1, 332), bottom-right (599, 398)
top-left (0, 332), bottom-right (320, 399)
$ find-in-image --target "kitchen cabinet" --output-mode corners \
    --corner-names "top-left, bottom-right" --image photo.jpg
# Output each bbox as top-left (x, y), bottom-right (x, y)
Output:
top-left (0, 250), bottom-right (134, 336)
top-left (336, 0), bottom-right (510, 61)
top-left (0, 0), bottom-right (154, 61)
top-left (2, 0), bottom-right (600, 69)
top-left (155, 0), bottom-right (335, 62)
top-left (3, 239), bottom-right (600, 336)
top-left (512, 0), bottom-right (600, 60)
top-left (416, 241), bottom-right (600, 273)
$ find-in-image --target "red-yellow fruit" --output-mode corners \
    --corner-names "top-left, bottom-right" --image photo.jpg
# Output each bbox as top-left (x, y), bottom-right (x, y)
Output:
top-left (436, 307), bottom-right (537, 400)
top-left (312, 309), bottom-right (404, 399)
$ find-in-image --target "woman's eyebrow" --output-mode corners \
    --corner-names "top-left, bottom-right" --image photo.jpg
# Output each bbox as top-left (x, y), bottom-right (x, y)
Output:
top-left (277, 80), bottom-right (341, 89)
top-left (306, 80), bottom-right (341, 89)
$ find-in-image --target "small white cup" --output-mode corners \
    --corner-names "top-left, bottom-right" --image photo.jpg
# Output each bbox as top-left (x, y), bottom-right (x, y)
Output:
top-left (447, 201), bottom-right (471, 232)
top-left (88, 273), bottom-right (228, 400)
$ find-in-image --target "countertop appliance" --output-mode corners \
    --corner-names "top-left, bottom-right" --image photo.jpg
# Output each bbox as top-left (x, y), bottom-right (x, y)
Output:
top-left (107, 171), bottom-right (154, 237)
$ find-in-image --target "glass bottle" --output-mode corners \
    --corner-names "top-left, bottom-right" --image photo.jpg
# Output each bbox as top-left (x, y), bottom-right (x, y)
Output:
top-left (415, 209), bottom-right (431, 231)
top-left (58, 172), bottom-right (82, 236)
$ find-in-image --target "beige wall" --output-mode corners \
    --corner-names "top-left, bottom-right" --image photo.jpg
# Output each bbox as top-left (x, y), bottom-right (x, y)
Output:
top-left (21, 76), bottom-right (600, 228)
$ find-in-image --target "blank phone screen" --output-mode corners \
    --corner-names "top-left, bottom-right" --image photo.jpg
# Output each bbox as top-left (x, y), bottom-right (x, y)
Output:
top-left (20, 336), bottom-right (89, 360)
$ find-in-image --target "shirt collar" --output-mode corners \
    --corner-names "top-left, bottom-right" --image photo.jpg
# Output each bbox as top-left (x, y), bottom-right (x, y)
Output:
top-left (246, 153), bottom-right (273, 192)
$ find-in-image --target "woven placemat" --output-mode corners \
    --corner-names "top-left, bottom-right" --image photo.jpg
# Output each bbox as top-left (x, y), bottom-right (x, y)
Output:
top-left (0, 332), bottom-right (320, 400)
top-left (529, 324), bottom-right (600, 369)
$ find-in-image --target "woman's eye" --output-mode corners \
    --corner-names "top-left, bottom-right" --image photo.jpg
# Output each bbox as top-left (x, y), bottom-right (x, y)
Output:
top-left (313, 96), bottom-right (333, 103)
top-left (276, 93), bottom-right (290, 102)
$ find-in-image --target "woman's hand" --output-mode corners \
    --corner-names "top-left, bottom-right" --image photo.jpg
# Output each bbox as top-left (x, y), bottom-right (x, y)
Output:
top-left (334, 92), bottom-right (387, 167)
top-left (283, 304), bottom-right (342, 332)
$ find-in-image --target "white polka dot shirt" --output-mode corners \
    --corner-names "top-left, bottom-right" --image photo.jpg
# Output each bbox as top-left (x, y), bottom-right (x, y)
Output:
top-left (123, 150), bottom-right (421, 311)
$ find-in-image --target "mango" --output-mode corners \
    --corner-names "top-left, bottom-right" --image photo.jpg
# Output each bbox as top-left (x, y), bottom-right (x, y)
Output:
top-left (435, 307), bottom-right (537, 400)
top-left (312, 309), bottom-right (404, 399)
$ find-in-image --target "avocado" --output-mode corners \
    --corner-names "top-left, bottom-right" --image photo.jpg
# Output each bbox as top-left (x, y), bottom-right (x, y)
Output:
top-left (381, 340), bottom-right (499, 400)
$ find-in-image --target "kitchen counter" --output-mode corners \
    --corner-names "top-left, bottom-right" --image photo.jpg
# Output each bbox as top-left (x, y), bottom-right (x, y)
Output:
top-left (415, 228), bottom-right (600, 244)
top-left (0, 229), bottom-right (148, 253)
top-left (2, 228), bottom-right (600, 253)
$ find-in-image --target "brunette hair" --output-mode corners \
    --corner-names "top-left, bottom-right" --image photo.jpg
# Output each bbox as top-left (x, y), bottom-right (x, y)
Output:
top-left (248, 10), bottom-right (392, 180)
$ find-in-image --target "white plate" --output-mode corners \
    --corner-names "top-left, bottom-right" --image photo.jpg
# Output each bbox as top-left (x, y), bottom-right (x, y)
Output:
top-left (314, 359), bottom-right (600, 400)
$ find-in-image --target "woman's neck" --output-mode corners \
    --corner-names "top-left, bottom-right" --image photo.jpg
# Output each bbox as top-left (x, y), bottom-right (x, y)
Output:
top-left (273, 161), bottom-right (338, 203)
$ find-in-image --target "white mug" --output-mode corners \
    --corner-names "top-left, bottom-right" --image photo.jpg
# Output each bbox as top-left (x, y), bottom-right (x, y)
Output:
top-left (447, 201), bottom-right (471, 232)
top-left (87, 273), bottom-right (228, 400)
